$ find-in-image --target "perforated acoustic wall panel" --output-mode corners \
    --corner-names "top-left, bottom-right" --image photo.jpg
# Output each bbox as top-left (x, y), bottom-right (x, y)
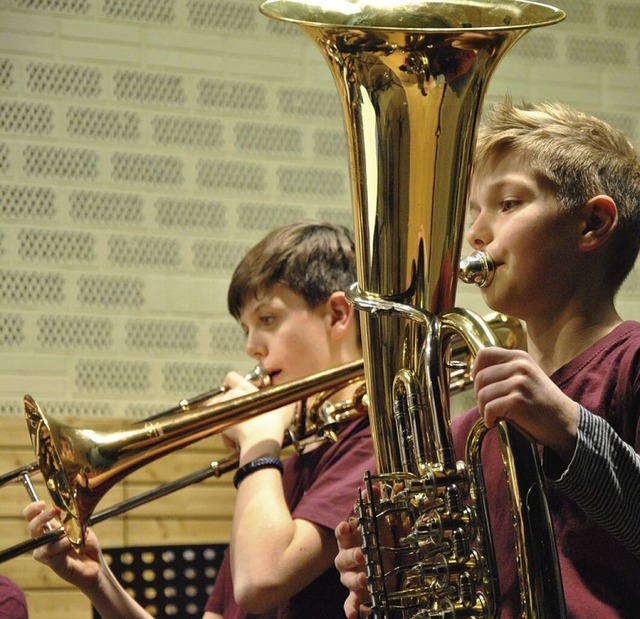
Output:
top-left (0, 0), bottom-right (637, 453)
top-left (0, 0), bottom-right (637, 421)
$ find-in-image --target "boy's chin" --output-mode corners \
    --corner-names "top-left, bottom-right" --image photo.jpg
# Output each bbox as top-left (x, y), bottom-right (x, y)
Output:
top-left (480, 288), bottom-right (506, 313)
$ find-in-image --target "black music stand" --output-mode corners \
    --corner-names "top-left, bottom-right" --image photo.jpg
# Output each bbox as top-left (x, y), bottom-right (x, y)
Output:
top-left (92, 543), bottom-right (227, 618)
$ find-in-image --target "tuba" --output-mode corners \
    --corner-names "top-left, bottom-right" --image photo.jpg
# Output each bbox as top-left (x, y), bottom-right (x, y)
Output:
top-left (260, 1), bottom-right (566, 618)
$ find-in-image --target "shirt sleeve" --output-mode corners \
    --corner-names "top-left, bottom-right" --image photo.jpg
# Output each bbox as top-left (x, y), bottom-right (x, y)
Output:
top-left (291, 426), bottom-right (376, 531)
top-left (543, 404), bottom-right (640, 559)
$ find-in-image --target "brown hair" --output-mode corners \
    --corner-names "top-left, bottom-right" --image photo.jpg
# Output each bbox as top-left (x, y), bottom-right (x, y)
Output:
top-left (227, 221), bottom-right (357, 319)
top-left (475, 99), bottom-right (640, 292)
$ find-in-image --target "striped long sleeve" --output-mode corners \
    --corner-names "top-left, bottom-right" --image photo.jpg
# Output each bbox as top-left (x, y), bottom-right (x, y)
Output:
top-left (544, 404), bottom-right (640, 559)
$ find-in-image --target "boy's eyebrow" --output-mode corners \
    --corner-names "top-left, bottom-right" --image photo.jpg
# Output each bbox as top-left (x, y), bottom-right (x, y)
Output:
top-left (240, 298), bottom-right (272, 322)
top-left (488, 173), bottom-right (535, 193)
top-left (469, 175), bottom-right (534, 210)
top-left (466, 175), bottom-right (527, 219)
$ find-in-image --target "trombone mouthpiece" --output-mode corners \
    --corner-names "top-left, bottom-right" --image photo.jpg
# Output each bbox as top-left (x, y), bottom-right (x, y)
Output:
top-left (459, 250), bottom-right (495, 288)
top-left (245, 365), bottom-right (270, 388)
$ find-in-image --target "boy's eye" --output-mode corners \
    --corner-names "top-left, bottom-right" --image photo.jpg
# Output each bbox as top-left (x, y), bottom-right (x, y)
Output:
top-left (259, 315), bottom-right (274, 327)
top-left (501, 198), bottom-right (520, 211)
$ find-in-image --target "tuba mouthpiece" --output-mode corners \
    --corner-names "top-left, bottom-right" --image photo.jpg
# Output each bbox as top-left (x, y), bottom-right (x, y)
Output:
top-left (459, 250), bottom-right (495, 288)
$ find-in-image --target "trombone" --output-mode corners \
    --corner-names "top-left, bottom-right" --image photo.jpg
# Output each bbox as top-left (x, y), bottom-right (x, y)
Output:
top-left (0, 359), bottom-right (366, 563)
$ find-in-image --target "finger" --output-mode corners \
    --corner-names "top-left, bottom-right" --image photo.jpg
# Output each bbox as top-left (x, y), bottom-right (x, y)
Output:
top-left (335, 545), bottom-right (365, 573)
top-left (480, 388), bottom-right (538, 442)
top-left (32, 534), bottom-right (77, 568)
top-left (472, 346), bottom-right (502, 375)
top-left (336, 518), bottom-right (362, 548)
top-left (474, 365), bottom-right (527, 421)
top-left (223, 370), bottom-right (244, 383)
top-left (479, 391), bottom-right (515, 428)
top-left (343, 587), bottom-right (371, 619)
top-left (473, 360), bottom-right (520, 397)
top-left (344, 594), bottom-right (360, 619)
top-left (473, 346), bottom-right (525, 381)
top-left (28, 504), bottom-right (62, 536)
top-left (335, 541), bottom-right (365, 574)
top-left (221, 434), bottom-right (238, 452)
top-left (223, 370), bottom-right (259, 392)
top-left (339, 568), bottom-right (368, 593)
top-left (475, 377), bottom-right (509, 416)
top-left (358, 603), bottom-right (372, 619)
top-left (22, 500), bottom-right (47, 522)
top-left (335, 519), bottom-right (351, 542)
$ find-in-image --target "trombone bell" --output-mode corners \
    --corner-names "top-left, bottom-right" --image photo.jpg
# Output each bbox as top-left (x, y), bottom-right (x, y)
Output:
top-left (26, 395), bottom-right (92, 547)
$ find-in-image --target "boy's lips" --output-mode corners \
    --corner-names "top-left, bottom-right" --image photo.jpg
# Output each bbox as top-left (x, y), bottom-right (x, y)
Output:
top-left (266, 369), bottom-right (281, 384)
top-left (481, 262), bottom-right (504, 290)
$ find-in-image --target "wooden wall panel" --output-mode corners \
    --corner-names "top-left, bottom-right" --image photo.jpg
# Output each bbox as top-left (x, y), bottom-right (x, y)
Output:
top-left (25, 591), bottom-right (93, 619)
top-left (0, 416), bottom-right (235, 618)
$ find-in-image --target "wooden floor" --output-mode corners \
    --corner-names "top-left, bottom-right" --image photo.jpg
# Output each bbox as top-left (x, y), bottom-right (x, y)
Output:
top-left (0, 415), bottom-right (236, 619)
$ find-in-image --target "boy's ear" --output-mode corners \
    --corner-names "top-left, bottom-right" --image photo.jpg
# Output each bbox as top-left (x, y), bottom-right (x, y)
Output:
top-left (327, 291), bottom-right (354, 338)
top-left (579, 195), bottom-right (618, 251)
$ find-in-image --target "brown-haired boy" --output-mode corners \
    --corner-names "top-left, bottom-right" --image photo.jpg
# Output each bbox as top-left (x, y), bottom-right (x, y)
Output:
top-left (25, 221), bottom-right (374, 619)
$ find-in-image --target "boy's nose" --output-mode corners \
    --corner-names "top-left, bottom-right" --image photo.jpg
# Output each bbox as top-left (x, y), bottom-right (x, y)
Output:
top-left (465, 215), bottom-right (489, 250)
top-left (245, 334), bottom-right (266, 360)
